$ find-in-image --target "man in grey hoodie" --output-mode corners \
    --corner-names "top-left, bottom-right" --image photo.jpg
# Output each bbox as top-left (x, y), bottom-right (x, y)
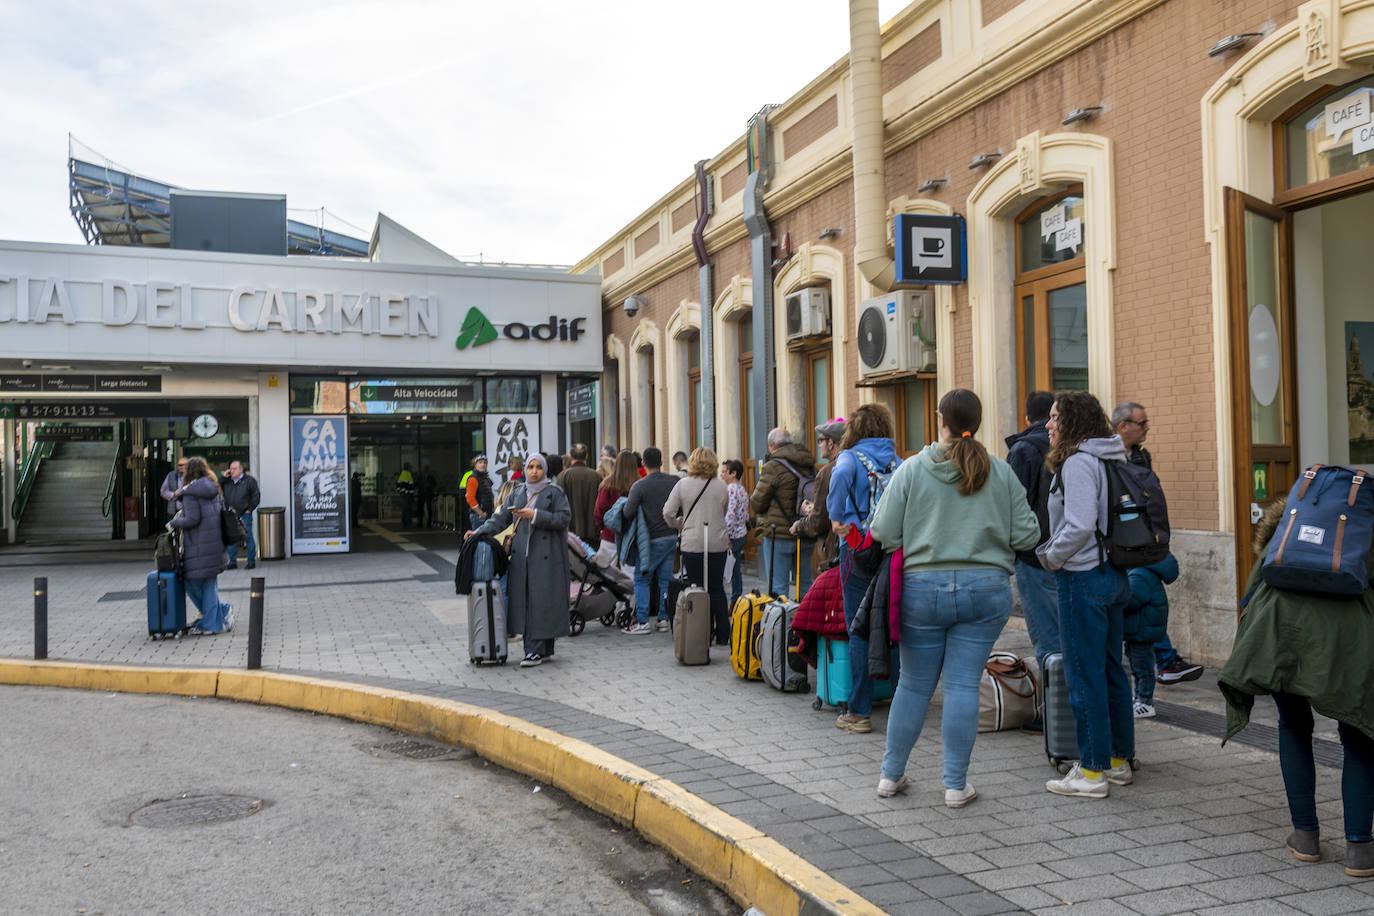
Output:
top-left (1037, 392), bottom-right (1134, 800)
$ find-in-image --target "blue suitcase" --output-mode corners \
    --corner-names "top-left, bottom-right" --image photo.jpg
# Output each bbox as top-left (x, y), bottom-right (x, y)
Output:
top-left (146, 570), bottom-right (188, 639)
top-left (814, 636), bottom-right (896, 711)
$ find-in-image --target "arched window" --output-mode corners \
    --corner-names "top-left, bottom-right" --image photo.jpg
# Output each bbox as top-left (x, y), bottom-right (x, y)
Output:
top-left (685, 330), bottom-right (701, 450)
top-left (1013, 186), bottom-right (1088, 411)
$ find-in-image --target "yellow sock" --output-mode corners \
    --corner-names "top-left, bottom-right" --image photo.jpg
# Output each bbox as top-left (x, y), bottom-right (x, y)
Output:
top-left (1081, 768), bottom-right (1103, 780)
top-left (1110, 757), bottom-right (1127, 769)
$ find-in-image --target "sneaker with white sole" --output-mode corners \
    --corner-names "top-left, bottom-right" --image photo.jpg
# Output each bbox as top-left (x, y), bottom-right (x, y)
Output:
top-left (835, 713), bottom-right (872, 734)
top-left (519, 653), bottom-right (543, 667)
top-left (1105, 761), bottom-right (1134, 786)
top-left (621, 622), bottom-right (652, 635)
top-left (1046, 762), bottom-right (1109, 798)
top-left (1157, 658), bottom-right (1203, 684)
top-left (876, 776), bottom-right (908, 798)
top-left (945, 784), bottom-right (977, 808)
top-left (655, 618), bottom-right (670, 631)
top-left (1133, 700), bottom-right (1156, 719)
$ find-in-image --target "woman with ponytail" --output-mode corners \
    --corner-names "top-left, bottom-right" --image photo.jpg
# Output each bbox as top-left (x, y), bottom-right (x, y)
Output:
top-left (868, 389), bottom-right (1039, 808)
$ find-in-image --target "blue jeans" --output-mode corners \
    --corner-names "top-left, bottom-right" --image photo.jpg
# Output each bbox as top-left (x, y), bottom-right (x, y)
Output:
top-left (1056, 564), bottom-right (1134, 770)
top-left (1125, 640), bottom-right (1156, 703)
top-left (1015, 560), bottom-right (1060, 668)
top-left (838, 541), bottom-right (883, 717)
top-left (228, 511), bottom-right (256, 565)
top-left (882, 568), bottom-right (1012, 789)
top-left (185, 576), bottom-right (229, 633)
top-left (728, 536), bottom-right (746, 609)
top-left (1274, 693), bottom-right (1374, 842)
top-left (760, 536), bottom-right (814, 600)
top-left (634, 536), bottom-right (676, 624)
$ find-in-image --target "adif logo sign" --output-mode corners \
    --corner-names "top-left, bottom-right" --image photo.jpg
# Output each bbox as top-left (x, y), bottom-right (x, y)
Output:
top-left (454, 306), bottom-right (587, 350)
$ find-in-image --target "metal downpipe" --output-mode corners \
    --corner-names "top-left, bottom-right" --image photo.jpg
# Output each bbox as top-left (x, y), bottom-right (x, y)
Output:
top-left (850, 0), bottom-right (894, 291)
top-left (693, 160), bottom-right (716, 450)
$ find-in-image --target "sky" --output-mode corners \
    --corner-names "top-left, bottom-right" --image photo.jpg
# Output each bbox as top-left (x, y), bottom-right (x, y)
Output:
top-left (1, 1), bottom-right (903, 267)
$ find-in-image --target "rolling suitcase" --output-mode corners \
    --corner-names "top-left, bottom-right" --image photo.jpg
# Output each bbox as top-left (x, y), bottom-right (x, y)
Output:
top-left (1042, 651), bottom-right (1077, 772)
top-left (146, 570), bottom-right (188, 639)
top-left (757, 599), bottom-right (807, 692)
top-left (469, 580), bottom-right (508, 665)
top-left (814, 636), bottom-right (897, 711)
top-left (673, 523), bottom-right (711, 666)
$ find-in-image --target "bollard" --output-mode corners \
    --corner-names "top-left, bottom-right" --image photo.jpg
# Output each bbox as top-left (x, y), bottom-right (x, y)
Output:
top-left (247, 576), bottom-right (265, 670)
top-left (34, 576), bottom-right (47, 660)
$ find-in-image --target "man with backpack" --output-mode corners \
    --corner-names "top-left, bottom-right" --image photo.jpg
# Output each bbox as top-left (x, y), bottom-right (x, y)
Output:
top-left (1113, 401), bottom-right (1202, 684)
top-left (621, 447), bottom-right (680, 634)
top-left (793, 419), bottom-right (846, 569)
top-left (749, 428), bottom-right (817, 598)
top-left (1007, 392), bottom-right (1059, 691)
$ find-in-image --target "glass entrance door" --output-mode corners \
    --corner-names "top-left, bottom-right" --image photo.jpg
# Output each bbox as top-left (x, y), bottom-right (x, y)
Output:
top-left (1225, 188), bottom-right (1298, 594)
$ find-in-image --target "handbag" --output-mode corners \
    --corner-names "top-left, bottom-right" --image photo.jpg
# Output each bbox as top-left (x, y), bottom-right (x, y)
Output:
top-left (219, 496), bottom-right (247, 547)
top-left (978, 652), bottom-right (1038, 732)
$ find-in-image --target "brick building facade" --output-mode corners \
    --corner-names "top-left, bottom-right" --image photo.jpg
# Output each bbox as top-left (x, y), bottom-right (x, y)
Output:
top-left (571, 0), bottom-right (1374, 664)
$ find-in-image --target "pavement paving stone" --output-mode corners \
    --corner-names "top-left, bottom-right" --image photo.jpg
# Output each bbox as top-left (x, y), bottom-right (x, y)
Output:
top-left (883, 900), bottom-right (960, 916)
top-left (1112, 887), bottom-right (1226, 915)
top-left (1030, 899), bottom-right (1136, 915)
top-left (1276, 885), bottom-right (1374, 915)
top-left (1193, 901), bottom-right (1308, 916)
top-left (1193, 874), bottom-right (1306, 903)
top-left (7, 544), bottom-right (1369, 916)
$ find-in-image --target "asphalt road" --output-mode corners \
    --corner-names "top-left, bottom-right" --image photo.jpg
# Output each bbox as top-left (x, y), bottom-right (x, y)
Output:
top-left (0, 685), bottom-right (736, 916)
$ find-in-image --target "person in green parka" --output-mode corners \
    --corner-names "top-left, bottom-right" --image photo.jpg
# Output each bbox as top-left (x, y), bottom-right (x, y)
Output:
top-left (1219, 498), bottom-right (1374, 878)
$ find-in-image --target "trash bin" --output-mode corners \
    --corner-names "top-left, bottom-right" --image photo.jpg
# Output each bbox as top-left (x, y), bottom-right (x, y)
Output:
top-left (258, 507), bottom-right (286, 560)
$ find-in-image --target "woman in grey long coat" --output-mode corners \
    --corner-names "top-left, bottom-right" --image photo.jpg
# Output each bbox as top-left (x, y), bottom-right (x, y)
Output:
top-left (466, 453), bottom-right (570, 667)
top-left (168, 456), bottom-right (232, 634)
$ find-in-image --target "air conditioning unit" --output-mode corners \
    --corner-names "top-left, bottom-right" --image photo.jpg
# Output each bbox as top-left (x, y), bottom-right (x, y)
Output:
top-left (856, 290), bottom-right (937, 378)
top-left (784, 288), bottom-right (831, 340)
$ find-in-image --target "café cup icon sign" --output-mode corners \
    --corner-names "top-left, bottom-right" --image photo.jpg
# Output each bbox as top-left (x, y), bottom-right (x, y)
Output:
top-left (910, 225), bottom-right (953, 274)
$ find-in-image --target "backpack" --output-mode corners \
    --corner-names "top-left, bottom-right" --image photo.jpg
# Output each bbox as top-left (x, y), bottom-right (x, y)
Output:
top-left (154, 530), bottom-right (181, 573)
top-left (220, 497), bottom-right (247, 547)
top-left (1097, 459), bottom-right (1170, 569)
top-left (1263, 464), bottom-right (1373, 595)
top-left (770, 457), bottom-right (816, 527)
top-left (850, 450), bottom-right (898, 530)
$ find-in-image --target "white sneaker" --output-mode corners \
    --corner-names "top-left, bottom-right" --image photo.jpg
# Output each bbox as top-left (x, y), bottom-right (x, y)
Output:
top-left (945, 784), bottom-right (978, 808)
top-left (655, 618), bottom-right (670, 631)
top-left (621, 622), bottom-right (652, 635)
top-left (1105, 761), bottom-right (1134, 786)
top-left (1046, 763), bottom-right (1110, 798)
top-left (876, 776), bottom-right (909, 798)
top-left (1133, 700), bottom-right (1156, 719)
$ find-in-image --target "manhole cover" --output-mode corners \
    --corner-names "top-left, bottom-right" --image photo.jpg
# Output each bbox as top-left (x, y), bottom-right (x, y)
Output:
top-left (364, 739), bottom-right (465, 761)
top-left (131, 794), bottom-right (265, 828)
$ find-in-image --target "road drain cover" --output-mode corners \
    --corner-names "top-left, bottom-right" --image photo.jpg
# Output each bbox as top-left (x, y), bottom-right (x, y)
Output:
top-left (132, 794), bottom-right (264, 828)
top-left (365, 739), bottom-right (465, 761)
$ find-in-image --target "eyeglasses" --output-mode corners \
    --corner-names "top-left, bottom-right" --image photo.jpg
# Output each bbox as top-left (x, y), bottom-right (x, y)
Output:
top-left (1123, 419), bottom-right (1150, 429)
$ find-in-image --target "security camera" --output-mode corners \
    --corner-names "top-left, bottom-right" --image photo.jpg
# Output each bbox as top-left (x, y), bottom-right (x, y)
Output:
top-left (623, 295), bottom-right (646, 318)
top-left (21, 359), bottom-right (32, 367)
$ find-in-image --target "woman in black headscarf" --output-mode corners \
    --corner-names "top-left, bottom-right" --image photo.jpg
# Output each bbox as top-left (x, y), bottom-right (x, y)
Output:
top-left (466, 454), bottom-right (571, 667)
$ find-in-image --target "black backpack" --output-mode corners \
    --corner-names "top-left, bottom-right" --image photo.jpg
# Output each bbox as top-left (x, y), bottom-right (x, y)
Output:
top-left (770, 457), bottom-right (816, 528)
top-left (1097, 459), bottom-right (1170, 569)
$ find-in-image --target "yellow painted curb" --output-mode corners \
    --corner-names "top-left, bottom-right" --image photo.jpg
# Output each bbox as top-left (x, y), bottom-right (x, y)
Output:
top-left (0, 661), bottom-right (888, 916)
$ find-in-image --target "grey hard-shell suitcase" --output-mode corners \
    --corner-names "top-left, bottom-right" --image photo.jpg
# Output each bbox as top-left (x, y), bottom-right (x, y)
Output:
top-left (469, 580), bottom-right (508, 665)
top-left (1043, 651), bottom-right (1076, 772)
top-left (673, 523), bottom-right (711, 666)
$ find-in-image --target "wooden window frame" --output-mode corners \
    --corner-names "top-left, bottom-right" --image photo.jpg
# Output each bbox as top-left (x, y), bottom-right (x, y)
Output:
top-left (894, 377), bottom-right (937, 458)
top-left (1014, 186), bottom-right (1087, 410)
top-left (1273, 80), bottom-right (1374, 209)
top-left (801, 340), bottom-right (833, 445)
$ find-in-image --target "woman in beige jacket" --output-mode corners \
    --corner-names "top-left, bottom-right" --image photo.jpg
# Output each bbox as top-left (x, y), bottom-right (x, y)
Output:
top-left (664, 447), bottom-right (731, 645)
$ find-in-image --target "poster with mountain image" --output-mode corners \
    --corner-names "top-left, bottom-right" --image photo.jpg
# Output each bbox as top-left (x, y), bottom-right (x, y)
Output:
top-left (1349, 322), bottom-right (1374, 464)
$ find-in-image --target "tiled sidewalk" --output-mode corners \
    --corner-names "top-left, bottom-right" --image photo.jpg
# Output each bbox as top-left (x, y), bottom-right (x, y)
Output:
top-left (1, 527), bottom-right (1369, 916)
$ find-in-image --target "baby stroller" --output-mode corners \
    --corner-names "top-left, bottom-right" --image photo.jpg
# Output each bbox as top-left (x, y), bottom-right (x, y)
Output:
top-left (566, 532), bottom-right (633, 635)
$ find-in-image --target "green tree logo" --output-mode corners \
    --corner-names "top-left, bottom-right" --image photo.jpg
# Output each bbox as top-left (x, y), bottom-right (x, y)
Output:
top-left (455, 307), bottom-right (498, 350)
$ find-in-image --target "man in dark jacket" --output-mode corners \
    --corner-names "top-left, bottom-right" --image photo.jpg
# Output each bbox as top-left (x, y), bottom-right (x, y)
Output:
top-left (222, 460), bottom-right (261, 569)
top-left (621, 447), bottom-right (679, 633)
top-left (559, 443), bottom-right (601, 545)
top-left (1007, 391), bottom-right (1057, 674)
top-left (1112, 400), bottom-right (1203, 684)
top-left (749, 428), bottom-right (817, 598)
top-left (793, 419), bottom-right (845, 570)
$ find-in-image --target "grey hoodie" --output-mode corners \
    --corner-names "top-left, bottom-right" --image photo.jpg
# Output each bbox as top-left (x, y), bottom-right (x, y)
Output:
top-left (1037, 435), bottom-right (1128, 572)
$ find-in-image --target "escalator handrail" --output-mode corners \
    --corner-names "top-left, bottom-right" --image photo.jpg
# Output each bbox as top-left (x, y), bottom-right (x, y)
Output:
top-left (12, 440), bottom-right (55, 524)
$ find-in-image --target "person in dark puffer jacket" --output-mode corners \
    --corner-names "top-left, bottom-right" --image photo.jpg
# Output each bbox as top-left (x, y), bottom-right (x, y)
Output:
top-left (168, 457), bottom-right (232, 634)
top-left (1122, 553), bottom-right (1179, 720)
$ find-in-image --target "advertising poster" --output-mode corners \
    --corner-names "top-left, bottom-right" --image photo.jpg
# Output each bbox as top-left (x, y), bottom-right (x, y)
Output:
top-left (1348, 322), bottom-right (1374, 463)
top-left (484, 413), bottom-right (539, 487)
top-left (291, 415), bottom-right (349, 554)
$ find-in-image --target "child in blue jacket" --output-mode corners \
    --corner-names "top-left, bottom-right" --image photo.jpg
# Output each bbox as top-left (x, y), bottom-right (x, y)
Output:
top-left (1123, 553), bottom-right (1180, 718)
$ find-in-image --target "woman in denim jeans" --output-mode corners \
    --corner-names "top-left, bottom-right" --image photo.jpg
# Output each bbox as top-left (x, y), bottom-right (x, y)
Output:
top-left (868, 390), bottom-right (1040, 808)
top-left (720, 459), bottom-right (749, 611)
top-left (1036, 391), bottom-right (1135, 799)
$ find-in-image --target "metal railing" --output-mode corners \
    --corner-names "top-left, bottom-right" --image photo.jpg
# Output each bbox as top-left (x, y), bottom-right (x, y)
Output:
top-left (12, 440), bottom-right (55, 526)
top-left (101, 453), bottom-right (120, 518)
